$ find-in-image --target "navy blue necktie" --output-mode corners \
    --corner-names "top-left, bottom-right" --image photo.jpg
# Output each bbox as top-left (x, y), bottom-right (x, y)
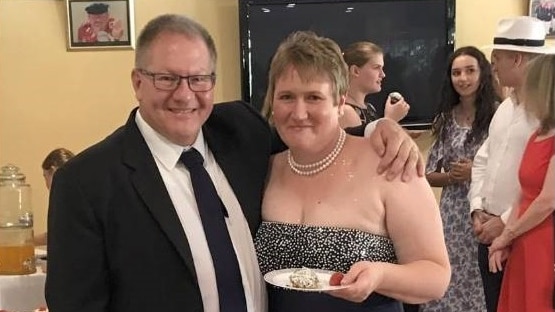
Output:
top-left (179, 148), bottom-right (247, 312)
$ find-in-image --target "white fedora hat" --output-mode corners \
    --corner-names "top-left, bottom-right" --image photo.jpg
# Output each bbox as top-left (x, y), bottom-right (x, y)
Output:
top-left (488, 16), bottom-right (555, 54)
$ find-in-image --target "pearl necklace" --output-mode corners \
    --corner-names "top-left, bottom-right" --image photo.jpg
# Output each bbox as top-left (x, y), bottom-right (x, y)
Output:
top-left (287, 129), bottom-right (346, 176)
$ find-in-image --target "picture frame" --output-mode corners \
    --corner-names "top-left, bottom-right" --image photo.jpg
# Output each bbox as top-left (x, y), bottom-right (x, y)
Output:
top-left (529, 0), bottom-right (555, 38)
top-left (66, 0), bottom-right (135, 51)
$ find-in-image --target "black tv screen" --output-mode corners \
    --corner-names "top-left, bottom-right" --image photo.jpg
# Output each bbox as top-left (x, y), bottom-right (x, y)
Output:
top-left (238, 0), bottom-right (455, 129)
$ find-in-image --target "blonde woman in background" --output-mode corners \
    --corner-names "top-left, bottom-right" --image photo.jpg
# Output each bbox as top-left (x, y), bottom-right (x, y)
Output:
top-left (33, 148), bottom-right (75, 246)
top-left (489, 54), bottom-right (555, 312)
top-left (341, 41), bottom-right (410, 128)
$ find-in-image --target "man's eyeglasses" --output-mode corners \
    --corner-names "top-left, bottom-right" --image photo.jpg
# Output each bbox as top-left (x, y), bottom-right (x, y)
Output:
top-left (137, 69), bottom-right (216, 92)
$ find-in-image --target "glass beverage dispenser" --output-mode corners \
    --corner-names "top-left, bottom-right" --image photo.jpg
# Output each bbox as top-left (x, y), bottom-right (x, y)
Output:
top-left (0, 164), bottom-right (36, 274)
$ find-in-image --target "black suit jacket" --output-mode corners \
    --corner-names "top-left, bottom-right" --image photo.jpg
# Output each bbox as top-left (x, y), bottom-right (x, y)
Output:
top-left (46, 101), bottom-right (272, 312)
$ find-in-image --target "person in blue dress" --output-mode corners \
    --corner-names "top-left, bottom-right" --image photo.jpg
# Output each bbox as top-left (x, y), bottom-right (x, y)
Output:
top-left (422, 46), bottom-right (498, 312)
top-left (255, 30), bottom-right (451, 312)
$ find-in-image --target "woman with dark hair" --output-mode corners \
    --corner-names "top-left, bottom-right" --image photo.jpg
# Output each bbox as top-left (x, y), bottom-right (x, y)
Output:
top-left (422, 46), bottom-right (499, 311)
top-left (34, 148), bottom-right (75, 245)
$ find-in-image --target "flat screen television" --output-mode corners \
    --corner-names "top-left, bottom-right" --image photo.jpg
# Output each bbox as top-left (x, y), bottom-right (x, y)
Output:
top-left (238, 0), bottom-right (455, 129)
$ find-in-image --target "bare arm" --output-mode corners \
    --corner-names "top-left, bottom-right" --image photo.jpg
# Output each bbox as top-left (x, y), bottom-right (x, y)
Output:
top-left (424, 138), bottom-right (448, 188)
top-left (383, 96), bottom-right (410, 122)
top-left (329, 175), bottom-right (450, 303)
top-left (378, 175), bottom-right (450, 303)
top-left (491, 155), bottom-right (555, 251)
top-left (340, 105), bottom-right (363, 129)
top-left (426, 170), bottom-right (452, 188)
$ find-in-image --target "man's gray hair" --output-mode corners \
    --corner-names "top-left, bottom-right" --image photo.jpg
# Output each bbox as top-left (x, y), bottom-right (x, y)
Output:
top-left (135, 14), bottom-right (217, 69)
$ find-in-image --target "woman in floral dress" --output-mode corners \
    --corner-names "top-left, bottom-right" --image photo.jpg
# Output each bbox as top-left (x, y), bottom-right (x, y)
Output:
top-left (423, 46), bottom-right (498, 312)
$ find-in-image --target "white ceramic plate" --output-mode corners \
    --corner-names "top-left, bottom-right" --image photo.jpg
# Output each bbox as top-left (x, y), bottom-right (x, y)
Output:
top-left (264, 268), bottom-right (349, 292)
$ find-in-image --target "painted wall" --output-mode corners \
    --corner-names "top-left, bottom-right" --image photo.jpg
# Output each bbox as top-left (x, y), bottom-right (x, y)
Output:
top-left (0, 0), bottom-right (527, 234)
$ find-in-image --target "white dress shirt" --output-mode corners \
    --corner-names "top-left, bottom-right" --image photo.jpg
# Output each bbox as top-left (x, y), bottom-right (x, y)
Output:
top-left (363, 119), bottom-right (380, 136)
top-left (135, 111), bottom-right (266, 312)
top-left (468, 96), bottom-right (538, 223)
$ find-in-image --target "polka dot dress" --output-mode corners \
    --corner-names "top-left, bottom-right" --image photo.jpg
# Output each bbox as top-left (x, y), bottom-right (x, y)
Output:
top-left (255, 221), bottom-right (404, 312)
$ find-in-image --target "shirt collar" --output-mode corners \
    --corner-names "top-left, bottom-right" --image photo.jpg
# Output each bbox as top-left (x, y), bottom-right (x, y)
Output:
top-left (135, 109), bottom-right (208, 170)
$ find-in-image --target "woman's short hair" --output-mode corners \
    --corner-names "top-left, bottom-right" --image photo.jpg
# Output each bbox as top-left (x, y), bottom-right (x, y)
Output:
top-left (262, 31), bottom-right (349, 118)
top-left (342, 41), bottom-right (383, 68)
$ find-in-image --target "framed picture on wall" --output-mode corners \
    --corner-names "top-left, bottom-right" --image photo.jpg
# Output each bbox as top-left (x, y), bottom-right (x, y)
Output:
top-left (66, 0), bottom-right (135, 50)
top-left (529, 0), bottom-right (555, 38)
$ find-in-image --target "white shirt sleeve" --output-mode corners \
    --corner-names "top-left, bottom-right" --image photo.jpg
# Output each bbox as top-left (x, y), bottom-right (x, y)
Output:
top-left (363, 119), bottom-right (381, 137)
top-left (500, 206), bottom-right (512, 224)
top-left (468, 137), bottom-right (489, 214)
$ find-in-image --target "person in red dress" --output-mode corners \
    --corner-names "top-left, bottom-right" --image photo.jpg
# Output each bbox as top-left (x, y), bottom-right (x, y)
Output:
top-left (77, 3), bottom-right (124, 43)
top-left (489, 54), bottom-right (555, 311)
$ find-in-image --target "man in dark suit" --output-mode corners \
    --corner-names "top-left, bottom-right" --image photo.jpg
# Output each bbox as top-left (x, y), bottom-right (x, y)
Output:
top-left (45, 14), bottom-right (421, 312)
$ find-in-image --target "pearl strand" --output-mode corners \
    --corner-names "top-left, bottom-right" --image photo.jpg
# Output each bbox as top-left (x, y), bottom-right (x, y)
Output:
top-left (287, 129), bottom-right (346, 176)
top-left (288, 129), bottom-right (346, 169)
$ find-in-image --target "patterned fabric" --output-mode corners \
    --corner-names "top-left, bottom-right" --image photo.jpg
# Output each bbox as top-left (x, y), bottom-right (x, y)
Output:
top-left (345, 102), bottom-right (379, 124)
top-left (256, 222), bottom-right (397, 274)
top-left (423, 117), bottom-right (487, 312)
top-left (255, 221), bottom-right (403, 312)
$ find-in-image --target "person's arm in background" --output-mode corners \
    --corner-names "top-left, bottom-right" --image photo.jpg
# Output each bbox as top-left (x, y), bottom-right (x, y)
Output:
top-left (489, 155), bottom-right (555, 259)
top-left (363, 118), bottom-right (424, 181)
top-left (384, 96), bottom-right (410, 122)
top-left (425, 166), bottom-right (451, 187)
top-left (424, 137), bottom-right (451, 187)
top-left (383, 95), bottom-right (423, 139)
top-left (488, 194), bottom-right (521, 273)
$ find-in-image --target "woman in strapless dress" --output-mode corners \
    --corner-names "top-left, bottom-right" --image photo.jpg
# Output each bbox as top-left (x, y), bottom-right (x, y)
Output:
top-left (255, 31), bottom-right (451, 312)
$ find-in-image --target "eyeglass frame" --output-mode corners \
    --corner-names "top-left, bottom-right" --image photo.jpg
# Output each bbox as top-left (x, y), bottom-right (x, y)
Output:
top-left (137, 69), bottom-right (216, 92)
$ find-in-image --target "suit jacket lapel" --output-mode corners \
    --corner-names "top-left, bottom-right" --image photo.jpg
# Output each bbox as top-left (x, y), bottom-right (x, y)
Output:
top-left (203, 124), bottom-right (259, 234)
top-left (121, 110), bottom-right (198, 281)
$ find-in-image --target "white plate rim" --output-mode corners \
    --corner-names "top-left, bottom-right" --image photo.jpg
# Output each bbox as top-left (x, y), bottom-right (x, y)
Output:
top-left (263, 268), bottom-right (349, 292)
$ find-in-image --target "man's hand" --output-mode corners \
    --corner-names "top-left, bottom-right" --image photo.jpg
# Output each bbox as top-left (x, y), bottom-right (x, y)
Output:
top-left (371, 118), bottom-right (424, 182)
top-left (478, 216), bottom-right (505, 244)
top-left (471, 211), bottom-right (485, 237)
